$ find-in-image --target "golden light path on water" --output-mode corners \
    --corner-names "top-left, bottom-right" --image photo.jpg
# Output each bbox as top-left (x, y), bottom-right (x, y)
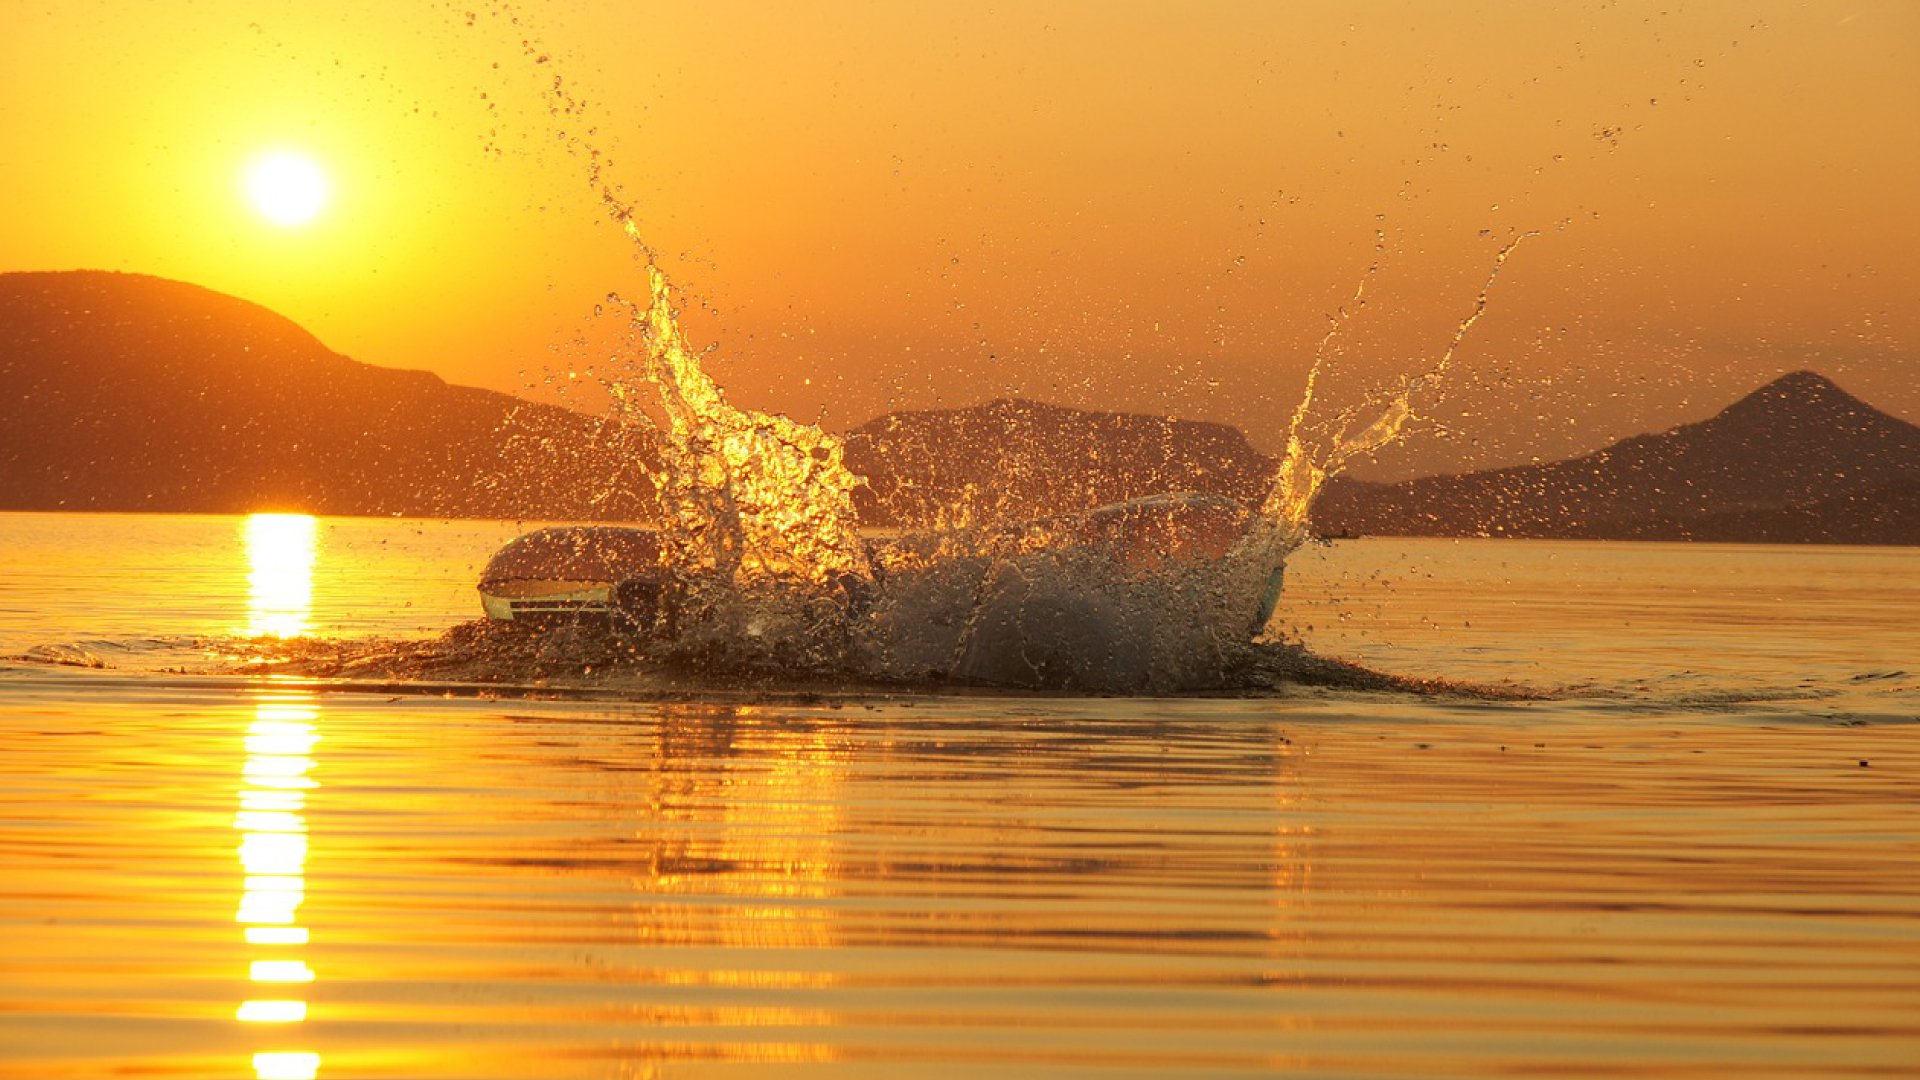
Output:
top-left (244, 514), bottom-right (319, 639)
top-left (236, 515), bottom-right (323, 1077)
top-left (235, 692), bottom-right (322, 1078)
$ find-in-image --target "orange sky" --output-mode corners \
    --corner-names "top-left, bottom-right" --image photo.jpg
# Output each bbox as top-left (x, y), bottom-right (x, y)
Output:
top-left (4, 0), bottom-right (1916, 477)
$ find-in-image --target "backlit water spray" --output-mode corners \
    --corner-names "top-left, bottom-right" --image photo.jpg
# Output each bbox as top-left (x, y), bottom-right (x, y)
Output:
top-left (579, 177), bottom-right (1532, 688)
top-left (398, 14), bottom-right (1541, 692)
top-left (1238, 231), bottom-right (1537, 643)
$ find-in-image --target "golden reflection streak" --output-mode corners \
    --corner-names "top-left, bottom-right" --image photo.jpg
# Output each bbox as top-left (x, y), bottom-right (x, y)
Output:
top-left (617, 706), bottom-right (851, 1056)
top-left (643, 709), bottom-right (846, 950)
top-left (235, 693), bottom-right (322, 1077)
top-left (253, 1053), bottom-right (322, 1080)
top-left (237, 1000), bottom-right (308, 1023)
top-left (244, 514), bottom-right (318, 638)
top-left (1265, 728), bottom-right (1314, 1048)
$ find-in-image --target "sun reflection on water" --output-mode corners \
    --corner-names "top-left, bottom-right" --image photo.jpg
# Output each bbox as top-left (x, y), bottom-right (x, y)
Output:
top-left (253, 1052), bottom-right (322, 1080)
top-left (244, 514), bottom-right (318, 638)
top-left (236, 693), bottom-right (322, 1077)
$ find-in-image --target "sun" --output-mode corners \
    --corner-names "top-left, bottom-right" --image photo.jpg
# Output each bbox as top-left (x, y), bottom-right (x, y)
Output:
top-left (241, 151), bottom-right (330, 226)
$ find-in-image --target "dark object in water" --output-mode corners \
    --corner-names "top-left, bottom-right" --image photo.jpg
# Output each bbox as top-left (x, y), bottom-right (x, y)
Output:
top-left (477, 526), bottom-right (670, 627)
top-left (474, 493), bottom-right (1257, 688)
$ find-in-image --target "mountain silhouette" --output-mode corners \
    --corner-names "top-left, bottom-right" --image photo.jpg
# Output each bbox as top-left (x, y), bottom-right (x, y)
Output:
top-left (1312, 371), bottom-right (1920, 542)
top-left (5, 270), bottom-right (1914, 543)
top-left (0, 270), bottom-right (657, 519)
top-left (844, 398), bottom-right (1273, 527)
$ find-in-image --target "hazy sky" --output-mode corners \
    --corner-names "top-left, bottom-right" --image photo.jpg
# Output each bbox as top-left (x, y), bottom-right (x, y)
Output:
top-left (5, 0), bottom-right (1915, 476)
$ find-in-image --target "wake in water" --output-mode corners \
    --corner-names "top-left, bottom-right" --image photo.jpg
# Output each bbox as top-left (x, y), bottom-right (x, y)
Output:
top-left (227, 606), bottom-right (1484, 698)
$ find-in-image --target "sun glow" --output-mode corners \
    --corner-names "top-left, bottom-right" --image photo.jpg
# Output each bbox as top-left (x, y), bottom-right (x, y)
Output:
top-left (243, 513), bottom-right (318, 637)
top-left (241, 151), bottom-right (329, 226)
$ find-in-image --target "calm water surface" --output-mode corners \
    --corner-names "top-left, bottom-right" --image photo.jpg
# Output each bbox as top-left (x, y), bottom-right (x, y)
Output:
top-left (2, 512), bottom-right (1916, 1079)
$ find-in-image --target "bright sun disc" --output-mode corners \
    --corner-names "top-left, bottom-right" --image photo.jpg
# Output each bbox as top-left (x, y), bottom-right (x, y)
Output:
top-left (242, 151), bottom-right (329, 226)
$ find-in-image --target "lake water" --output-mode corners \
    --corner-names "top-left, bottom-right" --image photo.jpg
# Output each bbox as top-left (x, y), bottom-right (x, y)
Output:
top-left (2, 511), bottom-right (1916, 1079)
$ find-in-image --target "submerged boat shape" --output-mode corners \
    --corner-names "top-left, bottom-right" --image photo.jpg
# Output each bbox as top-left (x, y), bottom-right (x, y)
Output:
top-left (477, 492), bottom-right (1251, 629)
top-left (477, 526), bottom-right (670, 626)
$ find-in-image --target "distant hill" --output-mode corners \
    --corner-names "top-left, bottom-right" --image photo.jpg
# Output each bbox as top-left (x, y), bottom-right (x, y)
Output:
top-left (1598, 478), bottom-right (1920, 545)
top-left (0, 270), bottom-right (657, 519)
top-left (5, 270), bottom-right (1915, 545)
top-left (1312, 371), bottom-right (1920, 543)
top-left (841, 372), bottom-right (1920, 545)
top-left (844, 398), bottom-right (1273, 527)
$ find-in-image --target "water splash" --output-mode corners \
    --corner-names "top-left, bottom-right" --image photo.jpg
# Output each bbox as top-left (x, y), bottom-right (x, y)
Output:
top-left (862, 492), bottom-right (1255, 691)
top-left (1236, 232), bottom-right (1537, 639)
top-left (1266, 232), bottom-right (1537, 532)
top-left (612, 259), bottom-right (869, 588)
top-left (479, 26), bottom-right (1535, 690)
top-left (559, 224), bottom-right (1534, 689)
top-left (586, 217), bottom-right (873, 674)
